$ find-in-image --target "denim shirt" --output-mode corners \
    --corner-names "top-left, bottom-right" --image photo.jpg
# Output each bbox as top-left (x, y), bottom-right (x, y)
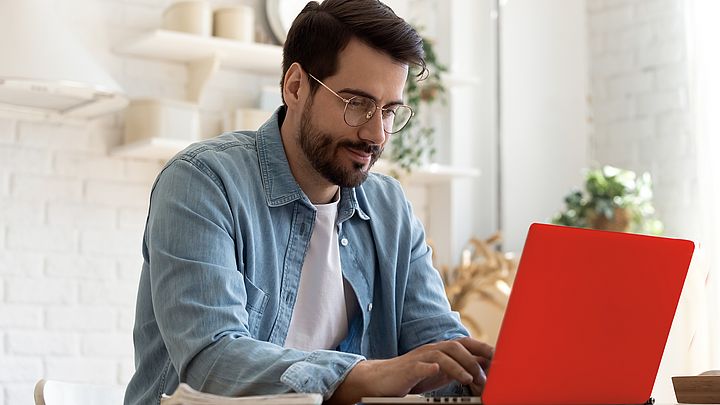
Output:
top-left (124, 108), bottom-right (469, 405)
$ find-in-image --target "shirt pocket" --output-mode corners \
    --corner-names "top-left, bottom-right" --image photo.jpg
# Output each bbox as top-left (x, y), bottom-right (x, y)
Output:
top-left (243, 276), bottom-right (269, 337)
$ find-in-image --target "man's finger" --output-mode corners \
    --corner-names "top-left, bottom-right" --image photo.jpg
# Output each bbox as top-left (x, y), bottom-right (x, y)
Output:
top-left (434, 341), bottom-right (483, 384)
top-left (457, 337), bottom-right (494, 359)
top-left (418, 348), bottom-right (476, 385)
top-left (475, 355), bottom-right (492, 370)
top-left (468, 365), bottom-right (488, 396)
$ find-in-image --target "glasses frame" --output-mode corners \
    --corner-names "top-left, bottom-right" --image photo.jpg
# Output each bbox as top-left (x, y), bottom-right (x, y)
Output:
top-left (306, 72), bottom-right (414, 134)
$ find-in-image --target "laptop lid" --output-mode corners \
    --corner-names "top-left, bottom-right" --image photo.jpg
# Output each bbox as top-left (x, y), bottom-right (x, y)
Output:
top-left (482, 223), bottom-right (694, 405)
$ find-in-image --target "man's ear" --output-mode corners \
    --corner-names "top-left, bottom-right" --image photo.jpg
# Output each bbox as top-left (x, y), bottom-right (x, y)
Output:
top-left (283, 63), bottom-right (305, 110)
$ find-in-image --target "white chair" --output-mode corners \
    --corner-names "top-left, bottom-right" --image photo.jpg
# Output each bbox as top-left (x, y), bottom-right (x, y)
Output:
top-left (34, 379), bottom-right (126, 405)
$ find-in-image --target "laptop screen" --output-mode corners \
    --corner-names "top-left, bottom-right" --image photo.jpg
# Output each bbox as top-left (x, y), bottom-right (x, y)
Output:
top-left (482, 223), bottom-right (694, 405)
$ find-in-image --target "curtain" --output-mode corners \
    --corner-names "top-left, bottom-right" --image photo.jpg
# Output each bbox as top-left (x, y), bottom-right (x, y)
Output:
top-left (686, 0), bottom-right (720, 368)
top-left (653, 2), bottom-right (720, 399)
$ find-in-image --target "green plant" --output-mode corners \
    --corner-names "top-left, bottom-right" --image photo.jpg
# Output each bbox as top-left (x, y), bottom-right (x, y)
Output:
top-left (551, 166), bottom-right (664, 235)
top-left (388, 36), bottom-right (447, 173)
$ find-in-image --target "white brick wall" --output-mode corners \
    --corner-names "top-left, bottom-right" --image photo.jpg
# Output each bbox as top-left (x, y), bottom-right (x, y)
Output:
top-left (45, 307), bottom-right (118, 333)
top-left (587, 0), bottom-right (697, 238)
top-left (0, 198), bottom-right (44, 227)
top-left (6, 278), bottom-right (78, 305)
top-left (45, 358), bottom-right (118, 385)
top-left (45, 256), bottom-right (117, 280)
top-left (0, 118), bottom-right (16, 144)
top-left (10, 174), bottom-right (84, 202)
top-left (84, 181), bottom-right (151, 208)
top-left (16, 122), bottom-right (92, 152)
top-left (0, 1), bottom-right (168, 402)
top-left (47, 202), bottom-right (117, 230)
top-left (0, 146), bottom-right (53, 175)
top-left (0, 358), bottom-right (43, 383)
top-left (0, 305), bottom-right (43, 330)
top-left (8, 332), bottom-right (80, 356)
top-left (0, 173), bottom-right (9, 197)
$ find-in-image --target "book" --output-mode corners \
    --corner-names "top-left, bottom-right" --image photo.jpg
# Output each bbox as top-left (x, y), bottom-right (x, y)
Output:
top-left (160, 383), bottom-right (323, 405)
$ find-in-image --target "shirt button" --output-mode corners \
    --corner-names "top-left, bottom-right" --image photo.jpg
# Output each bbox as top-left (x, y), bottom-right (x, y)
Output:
top-left (340, 237), bottom-right (349, 246)
top-left (367, 303), bottom-right (373, 312)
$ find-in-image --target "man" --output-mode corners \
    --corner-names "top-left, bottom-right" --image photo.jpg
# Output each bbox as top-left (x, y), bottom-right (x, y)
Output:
top-left (124, 1), bottom-right (493, 404)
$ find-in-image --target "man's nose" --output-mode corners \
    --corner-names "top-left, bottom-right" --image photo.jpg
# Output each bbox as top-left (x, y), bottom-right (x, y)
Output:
top-left (358, 110), bottom-right (386, 146)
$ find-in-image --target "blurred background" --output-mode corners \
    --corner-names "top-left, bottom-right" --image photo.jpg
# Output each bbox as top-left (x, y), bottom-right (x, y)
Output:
top-left (0, 0), bottom-right (718, 403)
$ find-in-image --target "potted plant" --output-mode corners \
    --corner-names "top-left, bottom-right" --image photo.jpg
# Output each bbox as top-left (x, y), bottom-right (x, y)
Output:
top-left (551, 166), bottom-right (664, 235)
top-left (388, 35), bottom-right (446, 174)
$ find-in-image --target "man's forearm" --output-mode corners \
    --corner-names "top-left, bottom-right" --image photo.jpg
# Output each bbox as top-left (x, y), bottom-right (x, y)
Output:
top-left (177, 335), bottom-right (364, 399)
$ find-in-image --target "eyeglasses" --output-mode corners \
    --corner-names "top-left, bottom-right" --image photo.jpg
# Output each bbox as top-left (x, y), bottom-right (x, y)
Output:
top-left (307, 72), bottom-right (414, 134)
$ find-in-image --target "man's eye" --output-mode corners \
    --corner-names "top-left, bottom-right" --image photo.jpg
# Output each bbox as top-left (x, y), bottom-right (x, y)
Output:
top-left (347, 97), bottom-right (373, 111)
top-left (381, 109), bottom-right (396, 119)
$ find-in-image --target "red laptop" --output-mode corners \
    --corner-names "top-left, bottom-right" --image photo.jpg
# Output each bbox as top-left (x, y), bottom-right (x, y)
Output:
top-left (482, 223), bottom-right (695, 405)
top-left (362, 223), bottom-right (694, 404)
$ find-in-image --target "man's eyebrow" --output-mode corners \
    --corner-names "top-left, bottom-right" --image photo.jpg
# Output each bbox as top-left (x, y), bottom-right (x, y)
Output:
top-left (337, 87), bottom-right (404, 106)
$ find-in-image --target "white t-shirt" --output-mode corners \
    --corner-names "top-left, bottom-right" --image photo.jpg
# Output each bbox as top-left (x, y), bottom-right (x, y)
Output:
top-left (284, 197), bottom-right (348, 351)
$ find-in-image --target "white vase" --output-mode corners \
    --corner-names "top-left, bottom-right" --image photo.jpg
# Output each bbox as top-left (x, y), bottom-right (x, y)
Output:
top-left (162, 1), bottom-right (212, 36)
top-left (213, 6), bottom-right (255, 42)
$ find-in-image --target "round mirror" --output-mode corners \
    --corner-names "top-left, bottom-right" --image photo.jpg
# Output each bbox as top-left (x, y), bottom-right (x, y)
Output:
top-left (266, 0), bottom-right (311, 44)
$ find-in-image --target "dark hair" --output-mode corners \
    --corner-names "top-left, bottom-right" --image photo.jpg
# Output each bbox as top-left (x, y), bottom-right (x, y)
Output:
top-left (280, 0), bottom-right (425, 104)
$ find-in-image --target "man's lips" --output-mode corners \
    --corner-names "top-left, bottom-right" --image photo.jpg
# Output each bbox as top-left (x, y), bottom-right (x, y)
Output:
top-left (345, 146), bottom-right (373, 163)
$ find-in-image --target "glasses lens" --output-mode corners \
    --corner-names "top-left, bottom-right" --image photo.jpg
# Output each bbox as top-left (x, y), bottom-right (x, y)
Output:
top-left (386, 105), bottom-right (413, 134)
top-left (344, 96), bottom-right (377, 126)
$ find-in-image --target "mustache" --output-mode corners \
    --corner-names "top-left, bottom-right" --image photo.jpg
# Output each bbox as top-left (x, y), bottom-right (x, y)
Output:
top-left (338, 140), bottom-right (382, 155)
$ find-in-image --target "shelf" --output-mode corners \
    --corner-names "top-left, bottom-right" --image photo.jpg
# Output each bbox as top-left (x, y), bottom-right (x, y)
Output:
top-left (0, 80), bottom-right (128, 120)
top-left (373, 159), bottom-right (480, 185)
top-left (111, 137), bottom-right (190, 160)
top-left (110, 137), bottom-right (480, 184)
top-left (115, 30), bottom-right (282, 75)
top-left (114, 30), bottom-right (282, 101)
top-left (0, 97), bottom-right (127, 124)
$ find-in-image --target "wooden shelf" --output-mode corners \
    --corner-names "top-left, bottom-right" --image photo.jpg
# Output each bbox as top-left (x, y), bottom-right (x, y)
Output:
top-left (115, 29), bottom-right (282, 75)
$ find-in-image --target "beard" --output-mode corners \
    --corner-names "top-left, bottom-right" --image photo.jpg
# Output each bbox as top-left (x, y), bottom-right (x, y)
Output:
top-left (298, 104), bottom-right (383, 188)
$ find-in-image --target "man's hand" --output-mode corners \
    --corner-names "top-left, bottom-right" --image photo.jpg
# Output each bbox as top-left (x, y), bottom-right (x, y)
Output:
top-left (327, 337), bottom-right (493, 404)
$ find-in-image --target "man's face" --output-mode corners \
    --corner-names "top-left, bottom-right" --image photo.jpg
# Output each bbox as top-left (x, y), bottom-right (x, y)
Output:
top-left (298, 99), bottom-right (384, 188)
top-left (297, 39), bottom-right (409, 188)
